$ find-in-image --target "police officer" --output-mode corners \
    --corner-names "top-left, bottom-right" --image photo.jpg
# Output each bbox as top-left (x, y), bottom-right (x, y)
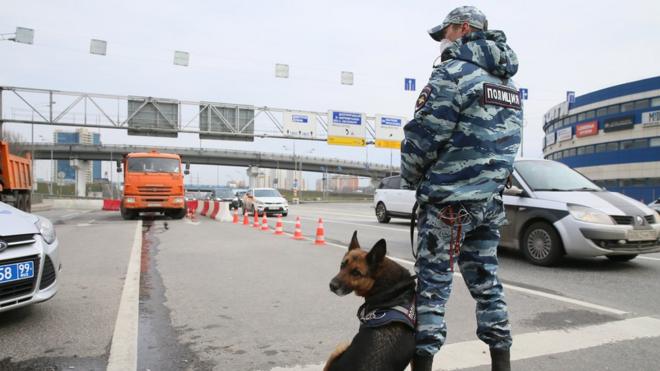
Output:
top-left (401, 6), bottom-right (522, 371)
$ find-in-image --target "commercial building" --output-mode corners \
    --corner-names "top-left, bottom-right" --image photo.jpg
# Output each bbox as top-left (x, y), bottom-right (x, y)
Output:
top-left (542, 76), bottom-right (660, 201)
top-left (54, 128), bottom-right (101, 183)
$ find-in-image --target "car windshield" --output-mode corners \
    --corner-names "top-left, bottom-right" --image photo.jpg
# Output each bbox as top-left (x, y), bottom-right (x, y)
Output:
top-left (515, 161), bottom-right (601, 192)
top-left (127, 157), bottom-right (180, 173)
top-left (254, 189), bottom-right (281, 197)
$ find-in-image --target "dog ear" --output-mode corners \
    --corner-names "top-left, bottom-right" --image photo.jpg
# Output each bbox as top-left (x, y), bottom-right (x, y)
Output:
top-left (348, 230), bottom-right (360, 250)
top-left (366, 239), bottom-right (386, 269)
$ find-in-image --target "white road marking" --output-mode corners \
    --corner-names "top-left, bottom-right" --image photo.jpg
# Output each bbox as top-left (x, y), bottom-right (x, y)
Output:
top-left (268, 316), bottom-right (660, 371)
top-left (293, 208), bottom-right (375, 219)
top-left (296, 216), bottom-right (409, 233)
top-left (107, 219), bottom-right (142, 371)
top-left (61, 212), bottom-right (80, 218)
top-left (290, 235), bottom-right (629, 316)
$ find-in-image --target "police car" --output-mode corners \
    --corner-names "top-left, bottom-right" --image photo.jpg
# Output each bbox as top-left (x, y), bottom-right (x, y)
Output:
top-left (0, 201), bottom-right (60, 313)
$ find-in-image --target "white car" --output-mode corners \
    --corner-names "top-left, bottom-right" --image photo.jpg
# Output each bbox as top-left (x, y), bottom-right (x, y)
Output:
top-left (373, 175), bottom-right (416, 223)
top-left (374, 160), bottom-right (660, 266)
top-left (242, 188), bottom-right (289, 217)
top-left (0, 201), bottom-right (60, 313)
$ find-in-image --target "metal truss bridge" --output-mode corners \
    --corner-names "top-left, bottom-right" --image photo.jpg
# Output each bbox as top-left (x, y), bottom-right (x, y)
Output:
top-left (30, 143), bottom-right (396, 178)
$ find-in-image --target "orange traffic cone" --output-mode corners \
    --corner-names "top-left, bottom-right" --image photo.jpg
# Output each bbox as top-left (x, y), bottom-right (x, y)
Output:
top-left (314, 218), bottom-right (326, 245)
top-left (274, 214), bottom-right (284, 235)
top-left (292, 216), bottom-right (304, 240)
top-left (233, 209), bottom-right (239, 224)
top-left (253, 210), bottom-right (260, 228)
top-left (243, 210), bottom-right (249, 225)
top-left (261, 213), bottom-right (269, 231)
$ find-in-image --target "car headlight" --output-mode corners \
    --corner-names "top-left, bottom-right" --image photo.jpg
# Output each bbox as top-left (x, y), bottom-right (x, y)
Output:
top-left (125, 197), bottom-right (136, 203)
top-left (654, 211), bottom-right (660, 224)
top-left (35, 216), bottom-right (57, 244)
top-left (568, 205), bottom-right (614, 225)
top-left (173, 197), bottom-right (184, 203)
top-left (256, 201), bottom-right (265, 205)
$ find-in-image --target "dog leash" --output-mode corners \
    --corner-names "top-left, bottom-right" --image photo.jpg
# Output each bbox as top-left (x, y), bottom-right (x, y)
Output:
top-left (410, 201), bottom-right (419, 259)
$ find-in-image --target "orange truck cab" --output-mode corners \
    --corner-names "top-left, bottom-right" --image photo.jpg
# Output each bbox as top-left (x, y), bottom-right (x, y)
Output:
top-left (0, 140), bottom-right (33, 212)
top-left (118, 150), bottom-right (189, 220)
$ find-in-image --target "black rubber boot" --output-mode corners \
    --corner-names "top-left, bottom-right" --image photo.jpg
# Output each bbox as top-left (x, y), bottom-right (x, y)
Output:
top-left (490, 348), bottom-right (511, 371)
top-left (411, 353), bottom-right (433, 371)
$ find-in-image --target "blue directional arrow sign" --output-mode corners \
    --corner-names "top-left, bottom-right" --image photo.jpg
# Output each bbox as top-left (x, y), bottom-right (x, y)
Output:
top-left (404, 78), bottom-right (416, 91)
top-left (519, 88), bottom-right (528, 100)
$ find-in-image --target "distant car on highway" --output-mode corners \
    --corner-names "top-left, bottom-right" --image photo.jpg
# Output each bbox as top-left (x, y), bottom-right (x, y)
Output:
top-left (213, 188), bottom-right (240, 210)
top-left (0, 201), bottom-right (60, 313)
top-left (373, 175), bottom-right (416, 223)
top-left (374, 160), bottom-right (660, 266)
top-left (242, 188), bottom-right (288, 216)
top-left (234, 189), bottom-right (247, 208)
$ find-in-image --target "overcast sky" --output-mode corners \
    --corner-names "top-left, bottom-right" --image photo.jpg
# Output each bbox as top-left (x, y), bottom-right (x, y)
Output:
top-left (2, 0), bottom-right (659, 186)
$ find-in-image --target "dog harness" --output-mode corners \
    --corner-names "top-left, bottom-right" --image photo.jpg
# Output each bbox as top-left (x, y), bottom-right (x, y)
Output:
top-left (356, 277), bottom-right (417, 331)
top-left (357, 299), bottom-right (416, 330)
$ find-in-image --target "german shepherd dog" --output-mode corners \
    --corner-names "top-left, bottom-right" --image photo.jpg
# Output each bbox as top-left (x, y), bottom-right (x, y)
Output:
top-left (325, 231), bottom-right (416, 371)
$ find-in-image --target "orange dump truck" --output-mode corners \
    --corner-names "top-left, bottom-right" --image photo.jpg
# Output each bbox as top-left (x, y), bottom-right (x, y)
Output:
top-left (118, 150), bottom-right (188, 220)
top-left (0, 140), bottom-right (33, 212)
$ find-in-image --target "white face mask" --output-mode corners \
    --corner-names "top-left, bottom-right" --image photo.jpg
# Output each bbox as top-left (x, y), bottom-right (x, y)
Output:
top-left (439, 39), bottom-right (453, 55)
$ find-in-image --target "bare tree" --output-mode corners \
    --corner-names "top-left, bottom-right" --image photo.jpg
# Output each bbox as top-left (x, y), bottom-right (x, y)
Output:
top-left (1, 130), bottom-right (30, 156)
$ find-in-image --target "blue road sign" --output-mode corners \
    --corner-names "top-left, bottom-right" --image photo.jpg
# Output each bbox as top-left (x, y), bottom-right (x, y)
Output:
top-left (566, 91), bottom-right (576, 104)
top-left (519, 88), bottom-right (528, 100)
top-left (404, 78), bottom-right (416, 91)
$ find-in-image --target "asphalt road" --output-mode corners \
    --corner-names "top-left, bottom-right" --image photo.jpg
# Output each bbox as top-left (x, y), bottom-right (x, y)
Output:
top-left (1, 203), bottom-right (660, 371)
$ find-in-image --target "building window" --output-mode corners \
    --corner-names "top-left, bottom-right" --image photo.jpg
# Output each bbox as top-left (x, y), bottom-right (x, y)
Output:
top-left (578, 112), bottom-right (586, 121)
top-left (585, 110), bottom-right (595, 119)
top-left (621, 139), bottom-right (648, 150)
top-left (621, 102), bottom-right (634, 112)
top-left (596, 107), bottom-right (607, 117)
top-left (566, 148), bottom-right (576, 157)
top-left (652, 97), bottom-right (660, 107)
top-left (606, 142), bottom-right (619, 152)
top-left (607, 105), bottom-right (620, 115)
top-left (595, 143), bottom-right (607, 153)
top-left (650, 137), bottom-right (660, 147)
top-left (554, 152), bottom-right (562, 160)
top-left (569, 115), bottom-right (577, 124)
top-left (577, 145), bottom-right (594, 155)
top-left (634, 99), bottom-right (650, 110)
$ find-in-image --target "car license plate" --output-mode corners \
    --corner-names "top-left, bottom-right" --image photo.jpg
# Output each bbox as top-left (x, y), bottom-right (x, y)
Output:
top-left (0, 261), bottom-right (34, 284)
top-left (147, 203), bottom-right (162, 207)
top-left (627, 230), bottom-right (657, 241)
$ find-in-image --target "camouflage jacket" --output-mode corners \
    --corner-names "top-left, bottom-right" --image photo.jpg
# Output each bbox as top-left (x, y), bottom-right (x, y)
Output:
top-left (401, 30), bottom-right (522, 205)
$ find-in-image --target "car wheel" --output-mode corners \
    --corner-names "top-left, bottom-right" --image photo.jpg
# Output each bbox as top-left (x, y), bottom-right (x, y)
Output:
top-left (521, 221), bottom-right (563, 266)
top-left (282, 212), bottom-right (288, 217)
top-left (606, 254), bottom-right (638, 262)
top-left (375, 202), bottom-right (391, 223)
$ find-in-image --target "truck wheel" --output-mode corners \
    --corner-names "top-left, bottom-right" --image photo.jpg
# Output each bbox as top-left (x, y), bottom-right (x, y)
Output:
top-left (166, 208), bottom-right (187, 220)
top-left (606, 254), bottom-right (638, 262)
top-left (24, 193), bottom-right (32, 213)
top-left (521, 221), bottom-right (564, 266)
top-left (16, 193), bottom-right (26, 212)
top-left (375, 202), bottom-right (391, 223)
top-left (120, 206), bottom-right (137, 220)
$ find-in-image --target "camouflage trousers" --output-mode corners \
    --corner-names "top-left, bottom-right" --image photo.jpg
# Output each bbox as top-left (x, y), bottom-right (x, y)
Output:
top-left (414, 198), bottom-right (512, 356)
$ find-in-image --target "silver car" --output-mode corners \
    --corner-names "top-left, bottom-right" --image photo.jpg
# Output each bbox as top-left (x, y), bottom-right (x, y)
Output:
top-left (502, 159), bottom-right (660, 265)
top-left (0, 201), bottom-right (60, 312)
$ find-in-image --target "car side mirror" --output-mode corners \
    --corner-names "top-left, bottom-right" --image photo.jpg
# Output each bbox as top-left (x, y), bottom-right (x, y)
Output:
top-left (116, 160), bottom-right (122, 173)
top-left (504, 185), bottom-right (524, 197)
